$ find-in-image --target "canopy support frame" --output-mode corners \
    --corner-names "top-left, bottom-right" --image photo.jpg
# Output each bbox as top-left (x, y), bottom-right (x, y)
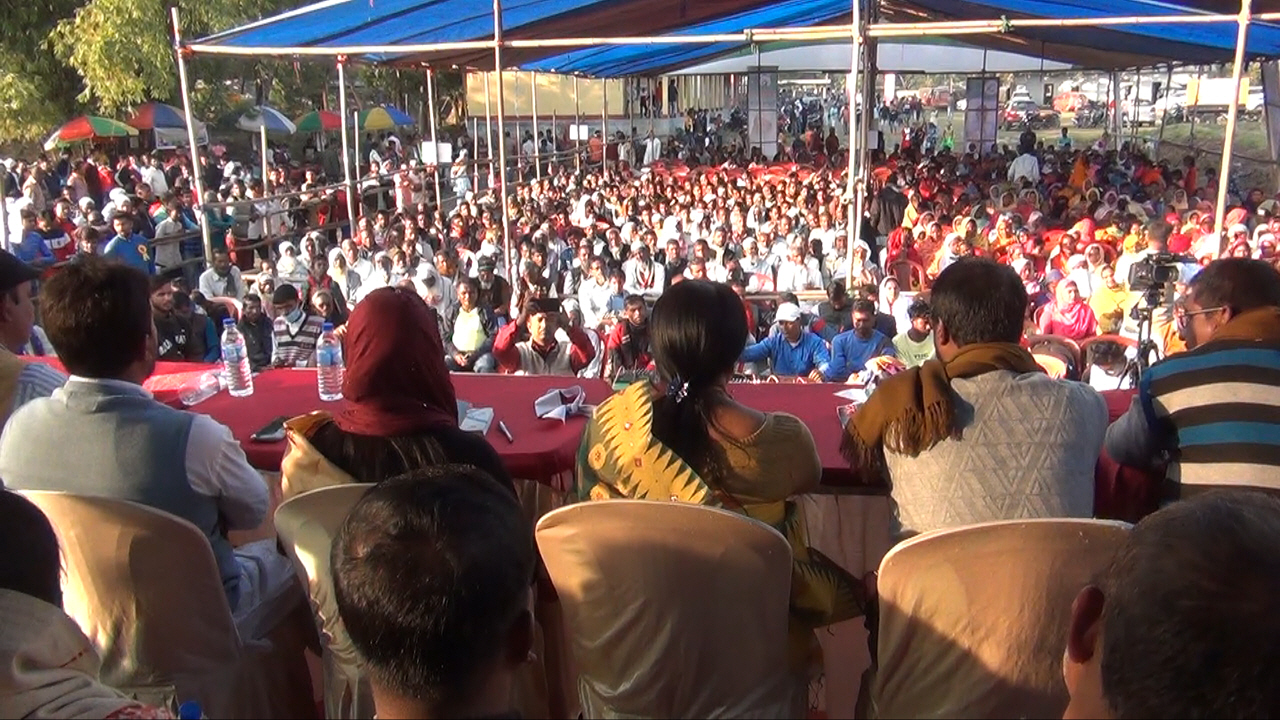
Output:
top-left (1216, 0), bottom-right (1254, 249)
top-left (171, 7), bottom-right (213, 267)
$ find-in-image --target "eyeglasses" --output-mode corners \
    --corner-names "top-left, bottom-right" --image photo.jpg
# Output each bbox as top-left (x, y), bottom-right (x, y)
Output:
top-left (1175, 305), bottom-right (1227, 330)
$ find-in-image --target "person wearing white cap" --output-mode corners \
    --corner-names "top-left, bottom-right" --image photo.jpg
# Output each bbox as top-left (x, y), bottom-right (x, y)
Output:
top-left (739, 301), bottom-right (830, 381)
top-left (622, 240), bottom-right (664, 298)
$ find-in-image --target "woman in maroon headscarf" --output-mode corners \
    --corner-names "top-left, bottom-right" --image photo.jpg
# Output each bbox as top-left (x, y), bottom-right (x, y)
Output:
top-left (279, 286), bottom-right (511, 500)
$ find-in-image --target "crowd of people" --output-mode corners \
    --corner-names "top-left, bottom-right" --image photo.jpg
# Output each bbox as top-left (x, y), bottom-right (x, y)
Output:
top-left (3, 105), bottom-right (1280, 719)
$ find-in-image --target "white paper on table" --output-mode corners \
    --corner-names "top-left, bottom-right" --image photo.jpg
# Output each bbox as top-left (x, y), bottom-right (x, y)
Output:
top-left (460, 406), bottom-right (495, 435)
top-left (833, 387), bottom-right (868, 404)
top-left (534, 385), bottom-right (595, 422)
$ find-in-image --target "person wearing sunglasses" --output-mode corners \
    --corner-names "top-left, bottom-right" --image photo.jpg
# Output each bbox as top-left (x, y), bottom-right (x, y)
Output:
top-left (1106, 257), bottom-right (1280, 498)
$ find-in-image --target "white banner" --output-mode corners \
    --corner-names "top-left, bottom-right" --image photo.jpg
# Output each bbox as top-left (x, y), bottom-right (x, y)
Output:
top-left (154, 124), bottom-right (208, 150)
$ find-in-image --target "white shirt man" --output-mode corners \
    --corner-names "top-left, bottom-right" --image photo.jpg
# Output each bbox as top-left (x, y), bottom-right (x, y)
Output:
top-left (199, 253), bottom-right (246, 301)
top-left (577, 260), bottom-right (613, 330)
top-left (140, 161), bottom-right (169, 197)
top-left (643, 134), bottom-right (662, 166)
top-left (622, 244), bottom-right (665, 297)
top-left (1008, 152), bottom-right (1041, 184)
top-left (775, 246), bottom-right (824, 294)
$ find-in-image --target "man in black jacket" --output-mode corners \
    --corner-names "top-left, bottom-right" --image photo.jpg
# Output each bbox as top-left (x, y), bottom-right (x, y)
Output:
top-left (867, 173), bottom-right (907, 266)
top-left (441, 277), bottom-right (497, 373)
top-left (237, 294), bottom-right (274, 371)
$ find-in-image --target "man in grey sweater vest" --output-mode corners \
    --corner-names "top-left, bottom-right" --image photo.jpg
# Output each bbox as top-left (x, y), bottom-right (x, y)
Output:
top-left (843, 258), bottom-right (1107, 541)
top-left (0, 258), bottom-right (301, 638)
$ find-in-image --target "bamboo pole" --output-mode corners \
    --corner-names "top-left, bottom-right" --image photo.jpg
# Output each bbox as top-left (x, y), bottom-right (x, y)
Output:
top-left (531, 71), bottom-right (541, 179)
top-left (337, 58), bottom-right (357, 235)
top-left (426, 67), bottom-right (443, 209)
top-left (170, 7), bottom-right (213, 265)
top-left (1215, 0), bottom-right (1254, 251)
top-left (494, 0), bottom-right (513, 280)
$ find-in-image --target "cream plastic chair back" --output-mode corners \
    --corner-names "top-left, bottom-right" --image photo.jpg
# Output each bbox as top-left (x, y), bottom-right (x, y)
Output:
top-left (275, 483), bottom-right (372, 719)
top-left (536, 500), bottom-right (795, 719)
top-left (871, 518), bottom-right (1130, 719)
top-left (22, 490), bottom-right (315, 719)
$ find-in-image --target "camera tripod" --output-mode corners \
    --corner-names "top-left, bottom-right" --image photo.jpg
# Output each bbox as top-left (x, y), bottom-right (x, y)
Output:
top-left (1120, 287), bottom-right (1166, 387)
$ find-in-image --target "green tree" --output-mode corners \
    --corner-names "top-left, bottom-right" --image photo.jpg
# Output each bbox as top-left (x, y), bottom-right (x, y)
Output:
top-left (51, 0), bottom-right (293, 116)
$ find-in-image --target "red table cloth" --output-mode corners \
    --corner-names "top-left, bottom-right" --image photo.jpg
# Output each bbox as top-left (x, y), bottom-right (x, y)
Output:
top-left (26, 357), bottom-right (1162, 520)
top-left (196, 368), bottom-right (613, 478)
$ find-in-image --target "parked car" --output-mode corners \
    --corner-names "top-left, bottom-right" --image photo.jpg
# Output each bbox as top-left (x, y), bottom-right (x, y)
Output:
top-left (1001, 100), bottom-right (1060, 131)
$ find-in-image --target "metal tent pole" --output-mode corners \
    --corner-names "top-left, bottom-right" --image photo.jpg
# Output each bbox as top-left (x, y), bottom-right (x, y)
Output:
top-left (426, 67), bottom-right (443, 210)
top-left (170, 7), bottom-right (213, 265)
top-left (353, 109), bottom-right (363, 214)
top-left (1156, 63), bottom-right (1173, 151)
top-left (484, 71), bottom-right (493, 192)
top-left (574, 75), bottom-right (582, 172)
top-left (846, 0), bottom-right (863, 284)
top-left (531, 71), bottom-right (541, 179)
top-left (602, 78), bottom-right (609, 169)
top-left (337, 58), bottom-right (357, 235)
top-left (260, 125), bottom-right (270, 191)
top-left (494, 0), bottom-right (513, 278)
top-left (1216, 0), bottom-right (1254, 250)
top-left (472, 112), bottom-right (480, 193)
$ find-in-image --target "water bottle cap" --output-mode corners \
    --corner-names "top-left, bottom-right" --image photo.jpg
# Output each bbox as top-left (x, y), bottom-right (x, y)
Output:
top-left (223, 318), bottom-right (235, 326)
top-left (322, 322), bottom-right (335, 331)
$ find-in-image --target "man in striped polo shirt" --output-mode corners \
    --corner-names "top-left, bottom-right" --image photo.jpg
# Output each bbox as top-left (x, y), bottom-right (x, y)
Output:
top-left (1106, 258), bottom-right (1280, 497)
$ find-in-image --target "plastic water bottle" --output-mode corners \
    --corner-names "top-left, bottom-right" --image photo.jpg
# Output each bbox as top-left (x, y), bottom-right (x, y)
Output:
top-left (220, 318), bottom-right (254, 398)
top-left (316, 322), bottom-right (344, 402)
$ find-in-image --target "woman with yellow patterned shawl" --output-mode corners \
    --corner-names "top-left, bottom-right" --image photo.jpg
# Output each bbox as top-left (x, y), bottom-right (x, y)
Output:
top-left (576, 280), bottom-right (871, 675)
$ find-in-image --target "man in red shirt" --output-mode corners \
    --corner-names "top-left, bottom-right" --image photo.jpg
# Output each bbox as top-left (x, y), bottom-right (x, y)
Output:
top-left (602, 295), bottom-right (652, 381)
top-left (492, 298), bottom-right (595, 376)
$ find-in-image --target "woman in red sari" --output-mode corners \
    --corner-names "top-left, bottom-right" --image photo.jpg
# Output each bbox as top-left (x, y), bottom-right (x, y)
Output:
top-left (1037, 280), bottom-right (1099, 341)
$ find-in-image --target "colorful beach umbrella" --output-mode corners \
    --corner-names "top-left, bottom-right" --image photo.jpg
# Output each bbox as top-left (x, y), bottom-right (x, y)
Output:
top-left (236, 105), bottom-right (296, 135)
top-left (294, 109), bottom-right (342, 133)
top-left (126, 102), bottom-right (189, 130)
top-left (44, 116), bottom-right (139, 150)
top-left (355, 104), bottom-right (416, 131)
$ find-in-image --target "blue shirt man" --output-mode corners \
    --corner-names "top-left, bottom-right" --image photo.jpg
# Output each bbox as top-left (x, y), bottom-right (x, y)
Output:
top-left (102, 215), bottom-right (153, 274)
top-left (827, 300), bottom-right (896, 382)
top-left (740, 302), bottom-right (831, 380)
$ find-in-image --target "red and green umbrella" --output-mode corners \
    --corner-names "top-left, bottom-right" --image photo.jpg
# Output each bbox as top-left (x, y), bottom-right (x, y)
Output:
top-left (44, 115), bottom-right (138, 150)
top-left (295, 109), bottom-right (342, 133)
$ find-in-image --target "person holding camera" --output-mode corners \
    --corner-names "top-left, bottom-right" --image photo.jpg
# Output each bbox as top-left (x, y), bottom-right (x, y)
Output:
top-left (1106, 258), bottom-right (1280, 497)
top-left (492, 297), bottom-right (596, 376)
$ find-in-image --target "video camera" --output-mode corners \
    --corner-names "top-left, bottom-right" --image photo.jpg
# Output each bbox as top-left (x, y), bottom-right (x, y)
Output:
top-left (1127, 252), bottom-right (1196, 293)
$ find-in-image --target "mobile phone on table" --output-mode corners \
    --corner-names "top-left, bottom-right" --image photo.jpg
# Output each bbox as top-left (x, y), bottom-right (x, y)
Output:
top-left (250, 416), bottom-right (288, 443)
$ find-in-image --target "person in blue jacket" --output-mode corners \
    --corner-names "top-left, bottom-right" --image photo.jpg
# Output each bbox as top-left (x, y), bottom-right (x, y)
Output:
top-left (15, 210), bottom-right (54, 267)
top-left (739, 301), bottom-right (830, 381)
top-left (827, 298), bottom-right (896, 382)
top-left (101, 214), bottom-right (153, 274)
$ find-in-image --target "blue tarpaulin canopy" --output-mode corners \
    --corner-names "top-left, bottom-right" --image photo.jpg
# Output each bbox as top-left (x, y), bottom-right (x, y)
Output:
top-left (192, 0), bottom-right (1280, 73)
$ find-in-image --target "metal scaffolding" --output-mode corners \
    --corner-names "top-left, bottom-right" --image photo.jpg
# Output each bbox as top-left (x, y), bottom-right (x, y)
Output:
top-left (173, 1), bottom-right (1269, 265)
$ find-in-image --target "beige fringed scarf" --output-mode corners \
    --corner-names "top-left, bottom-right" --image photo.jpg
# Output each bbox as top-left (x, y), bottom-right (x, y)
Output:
top-left (841, 342), bottom-right (1043, 479)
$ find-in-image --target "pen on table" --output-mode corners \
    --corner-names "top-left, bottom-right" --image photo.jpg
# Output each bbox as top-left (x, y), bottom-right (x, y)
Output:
top-left (498, 420), bottom-right (515, 443)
